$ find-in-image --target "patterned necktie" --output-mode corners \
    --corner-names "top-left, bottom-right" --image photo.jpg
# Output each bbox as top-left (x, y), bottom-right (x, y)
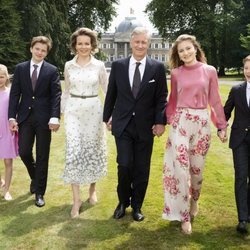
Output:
top-left (31, 64), bottom-right (38, 90)
top-left (132, 62), bottom-right (141, 98)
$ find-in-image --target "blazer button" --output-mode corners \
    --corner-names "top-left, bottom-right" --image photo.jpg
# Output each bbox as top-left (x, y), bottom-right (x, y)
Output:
top-left (32, 96), bottom-right (35, 99)
top-left (245, 128), bottom-right (248, 131)
top-left (28, 107), bottom-right (31, 110)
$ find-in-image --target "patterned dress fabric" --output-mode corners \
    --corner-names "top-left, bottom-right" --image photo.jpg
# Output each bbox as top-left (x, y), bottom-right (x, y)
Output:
top-left (0, 88), bottom-right (18, 159)
top-left (163, 108), bottom-right (211, 222)
top-left (61, 55), bottom-right (107, 184)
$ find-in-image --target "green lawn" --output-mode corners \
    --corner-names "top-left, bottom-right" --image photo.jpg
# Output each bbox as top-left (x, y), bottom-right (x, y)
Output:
top-left (0, 84), bottom-right (250, 249)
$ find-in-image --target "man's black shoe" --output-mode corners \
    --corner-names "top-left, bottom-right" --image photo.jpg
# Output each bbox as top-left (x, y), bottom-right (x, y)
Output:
top-left (236, 221), bottom-right (248, 234)
top-left (113, 203), bottom-right (126, 219)
top-left (132, 208), bottom-right (144, 222)
top-left (35, 194), bottom-right (45, 207)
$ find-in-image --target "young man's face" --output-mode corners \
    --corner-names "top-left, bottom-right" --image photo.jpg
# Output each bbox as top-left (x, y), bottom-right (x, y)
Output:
top-left (30, 42), bottom-right (48, 63)
top-left (244, 60), bottom-right (250, 82)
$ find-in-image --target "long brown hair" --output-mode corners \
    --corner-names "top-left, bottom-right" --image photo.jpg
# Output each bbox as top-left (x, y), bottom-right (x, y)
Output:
top-left (169, 34), bottom-right (207, 69)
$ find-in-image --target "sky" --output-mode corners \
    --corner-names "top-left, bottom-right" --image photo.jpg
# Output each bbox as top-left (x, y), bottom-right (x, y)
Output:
top-left (108, 0), bottom-right (156, 32)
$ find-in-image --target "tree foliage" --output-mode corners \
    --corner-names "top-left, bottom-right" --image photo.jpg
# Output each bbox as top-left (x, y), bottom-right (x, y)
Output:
top-left (240, 24), bottom-right (250, 52)
top-left (0, 0), bottom-right (25, 71)
top-left (68, 0), bottom-right (118, 32)
top-left (1, 0), bottom-right (118, 72)
top-left (145, 0), bottom-right (249, 74)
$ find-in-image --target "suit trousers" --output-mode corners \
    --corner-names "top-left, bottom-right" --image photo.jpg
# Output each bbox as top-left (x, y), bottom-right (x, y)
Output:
top-left (115, 116), bottom-right (154, 209)
top-left (232, 131), bottom-right (250, 222)
top-left (18, 112), bottom-right (51, 195)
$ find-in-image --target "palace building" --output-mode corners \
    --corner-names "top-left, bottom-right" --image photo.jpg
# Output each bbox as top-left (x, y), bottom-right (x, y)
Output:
top-left (100, 16), bottom-right (170, 68)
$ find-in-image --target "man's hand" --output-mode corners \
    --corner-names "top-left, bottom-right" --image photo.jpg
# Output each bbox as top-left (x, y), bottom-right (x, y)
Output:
top-left (106, 117), bottom-right (112, 131)
top-left (217, 128), bottom-right (227, 143)
top-left (9, 120), bottom-right (18, 133)
top-left (152, 124), bottom-right (165, 137)
top-left (49, 123), bottom-right (60, 132)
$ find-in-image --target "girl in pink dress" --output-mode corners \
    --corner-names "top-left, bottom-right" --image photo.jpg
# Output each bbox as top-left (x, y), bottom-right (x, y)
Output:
top-left (0, 64), bottom-right (18, 200)
top-left (162, 35), bottom-right (227, 234)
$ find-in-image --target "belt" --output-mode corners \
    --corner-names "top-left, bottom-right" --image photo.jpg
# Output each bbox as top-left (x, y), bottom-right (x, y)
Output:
top-left (70, 94), bottom-right (98, 99)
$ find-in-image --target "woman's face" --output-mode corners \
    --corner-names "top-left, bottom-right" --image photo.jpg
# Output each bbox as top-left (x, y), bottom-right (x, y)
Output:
top-left (177, 40), bottom-right (197, 66)
top-left (75, 35), bottom-right (92, 58)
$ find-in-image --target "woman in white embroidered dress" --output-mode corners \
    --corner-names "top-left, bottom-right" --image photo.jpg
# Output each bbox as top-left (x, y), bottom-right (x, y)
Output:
top-left (62, 27), bottom-right (107, 218)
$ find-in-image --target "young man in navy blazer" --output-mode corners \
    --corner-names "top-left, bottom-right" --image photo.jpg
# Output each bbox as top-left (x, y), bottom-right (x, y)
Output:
top-left (103, 27), bottom-right (168, 221)
top-left (8, 36), bottom-right (61, 207)
top-left (219, 55), bottom-right (250, 234)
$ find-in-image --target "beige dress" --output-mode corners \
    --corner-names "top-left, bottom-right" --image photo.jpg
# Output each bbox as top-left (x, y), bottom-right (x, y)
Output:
top-left (62, 55), bottom-right (107, 184)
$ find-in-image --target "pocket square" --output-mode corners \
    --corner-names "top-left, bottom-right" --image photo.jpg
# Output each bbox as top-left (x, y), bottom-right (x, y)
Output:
top-left (148, 79), bottom-right (156, 83)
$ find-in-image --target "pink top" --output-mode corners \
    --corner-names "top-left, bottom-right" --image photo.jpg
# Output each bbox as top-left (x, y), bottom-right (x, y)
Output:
top-left (166, 62), bottom-right (227, 129)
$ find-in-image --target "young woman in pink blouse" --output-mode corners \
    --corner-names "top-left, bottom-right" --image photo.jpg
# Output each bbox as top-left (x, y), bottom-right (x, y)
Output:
top-left (162, 34), bottom-right (227, 234)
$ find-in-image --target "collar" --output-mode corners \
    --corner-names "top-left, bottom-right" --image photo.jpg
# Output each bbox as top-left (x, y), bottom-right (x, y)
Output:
top-left (130, 55), bottom-right (146, 66)
top-left (72, 54), bottom-right (95, 67)
top-left (31, 60), bottom-right (43, 68)
top-left (247, 82), bottom-right (250, 89)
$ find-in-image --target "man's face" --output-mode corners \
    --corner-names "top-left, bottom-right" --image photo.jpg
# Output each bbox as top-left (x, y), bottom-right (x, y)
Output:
top-left (130, 33), bottom-right (149, 61)
top-left (30, 42), bottom-right (48, 63)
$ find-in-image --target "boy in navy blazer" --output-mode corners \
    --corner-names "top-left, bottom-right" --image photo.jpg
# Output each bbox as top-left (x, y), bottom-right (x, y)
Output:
top-left (8, 36), bottom-right (61, 207)
top-left (220, 55), bottom-right (250, 234)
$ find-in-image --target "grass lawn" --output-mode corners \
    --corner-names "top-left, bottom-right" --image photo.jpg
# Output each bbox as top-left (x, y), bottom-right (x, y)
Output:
top-left (1, 84), bottom-right (250, 249)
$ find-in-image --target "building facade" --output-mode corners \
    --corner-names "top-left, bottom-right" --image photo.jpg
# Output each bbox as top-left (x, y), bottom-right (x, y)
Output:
top-left (100, 16), bottom-right (170, 68)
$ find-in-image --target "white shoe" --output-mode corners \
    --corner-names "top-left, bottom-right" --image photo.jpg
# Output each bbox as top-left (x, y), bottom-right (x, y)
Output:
top-left (181, 222), bottom-right (192, 235)
top-left (4, 192), bottom-right (13, 201)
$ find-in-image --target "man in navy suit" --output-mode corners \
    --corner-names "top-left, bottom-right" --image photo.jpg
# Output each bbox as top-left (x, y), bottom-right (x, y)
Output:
top-left (103, 27), bottom-right (168, 221)
top-left (220, 55), bottom-right (250, 234)
top-left (8, 36), bottom-right (61, 207)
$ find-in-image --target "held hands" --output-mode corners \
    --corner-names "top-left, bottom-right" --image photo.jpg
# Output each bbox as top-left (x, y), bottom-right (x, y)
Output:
top-left (49, 123), bottom-right (60, 132)
top-left (152, 124), bottom-right (165, 137)
top-left (9, 120), bottom-right (18, 133)
top-left (217, 128), bottom-right (227, 143)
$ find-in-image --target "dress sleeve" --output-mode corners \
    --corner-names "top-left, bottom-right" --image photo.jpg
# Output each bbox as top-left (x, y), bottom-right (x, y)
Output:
top-left (61, 62), bottom-right (70, 113)
top-left (99, 62), bottom-right (108, 95)
top-left (207, 66), bottom-right (227, 129)
top-left (166, 70), bottom-right (177, 124)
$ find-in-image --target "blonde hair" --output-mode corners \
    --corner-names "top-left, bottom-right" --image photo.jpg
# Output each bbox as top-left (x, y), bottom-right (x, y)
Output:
top-left (70, 27), bottom-right (98, 55)
top-left (243, 55), bottom-right (250, 65)
top-left (169, 34), bottom-right (207, 69)
top-left (0, 64), bottom-right (10, 86)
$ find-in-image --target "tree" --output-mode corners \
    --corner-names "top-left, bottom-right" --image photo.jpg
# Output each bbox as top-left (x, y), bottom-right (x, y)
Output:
top-left (68, 0), bottom-right (118, 32)
top-left (0, 0), bottom-right (25, 72)
top-left (145, 0), bottom-right (246, 75)
top-left (240, 24), bottom-right (250, 52)
top-left (17, 0), bottom-right (71, 72)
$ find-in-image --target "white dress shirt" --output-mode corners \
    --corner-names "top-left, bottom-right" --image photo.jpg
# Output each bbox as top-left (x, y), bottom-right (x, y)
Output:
top-left (246, 82), bottom-right (250, 106)
top-left (30, 60), bottom-right (43, 78)
top-left (129, 56), bottom-right (146, 88)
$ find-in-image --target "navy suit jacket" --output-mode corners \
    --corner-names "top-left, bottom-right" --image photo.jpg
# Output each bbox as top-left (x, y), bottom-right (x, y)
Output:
top-left (224, 82), bottom-right (250, 149)
top-left (8, 60), bottom-right (61, 128)
top-left (103, 56), bottom-right (168, 138)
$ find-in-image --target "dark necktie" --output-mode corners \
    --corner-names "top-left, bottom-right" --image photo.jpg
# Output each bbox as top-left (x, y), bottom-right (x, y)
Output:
top-left (31, 64), bottom-right (38, 90)
top-left (132, 62), bottom-right (141, 98)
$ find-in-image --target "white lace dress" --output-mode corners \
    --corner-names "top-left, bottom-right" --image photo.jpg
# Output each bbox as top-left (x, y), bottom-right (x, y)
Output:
top-left (61, 55), bottom-right (107, 184)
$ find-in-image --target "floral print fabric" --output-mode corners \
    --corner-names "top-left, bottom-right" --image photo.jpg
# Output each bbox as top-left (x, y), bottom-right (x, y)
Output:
top-left (163, 108), bottom-right (211, 222)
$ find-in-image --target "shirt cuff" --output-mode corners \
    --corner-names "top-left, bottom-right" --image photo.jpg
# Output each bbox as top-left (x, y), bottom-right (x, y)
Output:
top-left (49, 117), bottom-right (60, 125)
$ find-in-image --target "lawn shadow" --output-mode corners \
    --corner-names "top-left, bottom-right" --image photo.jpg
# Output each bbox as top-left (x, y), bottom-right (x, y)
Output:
top-left (1, 202), bottom-right (93, 237)
top-left (0, 193), bottom-right (33, 214)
